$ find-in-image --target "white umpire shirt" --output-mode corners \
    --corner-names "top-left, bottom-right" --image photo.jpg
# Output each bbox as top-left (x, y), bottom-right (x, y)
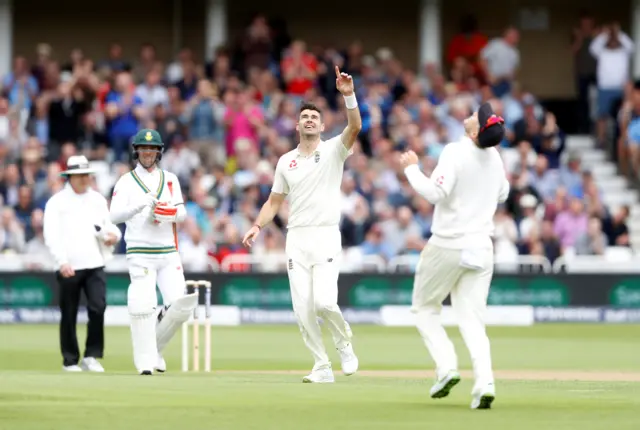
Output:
top-left (43, 183), bottom-right (122, 271)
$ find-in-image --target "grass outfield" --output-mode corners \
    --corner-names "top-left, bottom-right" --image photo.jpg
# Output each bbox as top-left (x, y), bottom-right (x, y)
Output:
top-left (0, 324), bottom-right (639, 429)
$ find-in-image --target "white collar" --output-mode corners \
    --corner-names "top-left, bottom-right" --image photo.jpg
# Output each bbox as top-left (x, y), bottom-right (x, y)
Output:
top-left (294, 141), bottom-right (323, 158)
top-left (135, 164), bottom-right (159, 177)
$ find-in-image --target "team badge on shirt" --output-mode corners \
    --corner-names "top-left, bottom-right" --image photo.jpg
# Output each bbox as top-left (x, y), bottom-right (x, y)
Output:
top-left (314, 152), bottom-right (320, 163)
top-left (289, 160), bottom-right (298, 170)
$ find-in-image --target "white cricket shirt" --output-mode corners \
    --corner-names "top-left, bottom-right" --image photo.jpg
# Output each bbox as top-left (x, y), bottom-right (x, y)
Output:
top-left (43, 183), bottom-right (122, 271)
top-left (109, 164), bottom-right (185, 257)
top-left (404, 136), bottom-right (510, 249)
top-left (272, 135), bottom-right (352, 229)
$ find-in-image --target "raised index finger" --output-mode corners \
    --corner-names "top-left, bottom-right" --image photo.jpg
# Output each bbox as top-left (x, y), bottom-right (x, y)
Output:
top-left (335, 65), bottom-right (341, 78)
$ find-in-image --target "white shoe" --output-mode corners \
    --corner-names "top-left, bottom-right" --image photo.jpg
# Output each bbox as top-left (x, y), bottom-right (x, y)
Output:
top-left (80, 357), bottom-right (105, 372)
top-left (430, 370), bottom-right (461, 398)
top-left (302, 366), bottom-right (335, 383)
top-left (337, 343), bottom-right (359, 376)
top-left (154, 354), bottom-right (166, 373)
top-left (471, 383), bottom-right (495, 409)
top-left (63, 365), bottom-right (83, 372)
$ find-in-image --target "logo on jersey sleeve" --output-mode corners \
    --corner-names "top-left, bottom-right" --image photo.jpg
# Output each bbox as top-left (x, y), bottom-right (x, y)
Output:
top-left (436, 176), bottom-right (444, 186)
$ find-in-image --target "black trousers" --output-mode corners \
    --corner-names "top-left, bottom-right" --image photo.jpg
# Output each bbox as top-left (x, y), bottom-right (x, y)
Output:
top-left (57, 267), bottom-right (107, 366)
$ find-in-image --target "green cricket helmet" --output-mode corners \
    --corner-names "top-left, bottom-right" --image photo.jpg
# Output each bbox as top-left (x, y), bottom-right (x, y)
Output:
top-left (131, 129), bottom-right (164, 162)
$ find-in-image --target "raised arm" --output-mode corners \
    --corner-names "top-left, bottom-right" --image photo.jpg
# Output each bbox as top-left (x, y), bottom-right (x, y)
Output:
top-left (335, 66), bottom-right (362, 152)
top-left (401, 147), bottom-right (457, 205)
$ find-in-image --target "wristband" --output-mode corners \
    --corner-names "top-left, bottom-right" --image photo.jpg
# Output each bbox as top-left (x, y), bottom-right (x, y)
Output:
top-left (254, 224), bottom-right (262, 231)
top-left (344, 93), bottom-right (358, 109)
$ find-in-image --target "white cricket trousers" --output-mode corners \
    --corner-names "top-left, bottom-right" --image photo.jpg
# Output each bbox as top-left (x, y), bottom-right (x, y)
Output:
top-left (285, 226), bottom-right (352, 370)
top-left (412, 243), bottom-right (494, 388)
top-left (127, 252), bottom-right (186, 372)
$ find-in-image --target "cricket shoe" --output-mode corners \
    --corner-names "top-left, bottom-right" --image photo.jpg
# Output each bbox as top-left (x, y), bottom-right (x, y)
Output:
top-left (80, 357), bottom-right (105, 372)
top-left (62, 364), bottom-right (83, 372)
top-left (140, 370), bottom-right (153, 376)
top-left (430, 370), bottom-right (461, 399)
top-left (337, 343), bottom-right (359, 376)
top-left (471, 383), bottom-right (495, 409)
top-left (302, 365), bottom-right (335, 383)
top-left (154, 354), bottom-right (166, 373)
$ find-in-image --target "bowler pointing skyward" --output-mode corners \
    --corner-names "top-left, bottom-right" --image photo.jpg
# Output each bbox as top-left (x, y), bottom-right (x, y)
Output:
top-left (400, 102), bottom-right (510, 409)
top-left (242, 66), bottom-right (362, 383)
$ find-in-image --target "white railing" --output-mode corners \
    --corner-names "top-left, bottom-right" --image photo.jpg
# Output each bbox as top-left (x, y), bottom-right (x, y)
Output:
top-left (553, 257), bottom-right (640, 273)
top-left (494, 255), bottom-right (552, 273)
top-left (4, 251), bottom-right (640, 274)
top-left (386, 254), bottom-right (420, 273)
top-left (218, 253), bottom-right (386, 273)
top-left (386, 254), bottom-right (552, 274)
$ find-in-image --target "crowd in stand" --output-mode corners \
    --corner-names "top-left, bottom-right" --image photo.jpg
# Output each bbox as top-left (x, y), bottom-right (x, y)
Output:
top-left (0, 13), bottom-right (632, 273)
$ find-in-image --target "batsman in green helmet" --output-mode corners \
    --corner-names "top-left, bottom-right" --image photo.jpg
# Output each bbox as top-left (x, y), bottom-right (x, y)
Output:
top-left (131, 128), bottom-right (164, 169)
top-left (109, 128), bottom-right (196, 376)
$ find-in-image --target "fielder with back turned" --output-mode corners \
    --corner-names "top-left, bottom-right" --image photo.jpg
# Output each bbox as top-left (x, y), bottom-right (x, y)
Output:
top-left (110, 129), bottom-right (198, 375)
top-left (399, 102), bottom-right (510, 409)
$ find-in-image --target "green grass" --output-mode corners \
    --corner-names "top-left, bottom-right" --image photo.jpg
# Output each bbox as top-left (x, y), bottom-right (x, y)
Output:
top-left (0, 324), bottom-right (639, 429)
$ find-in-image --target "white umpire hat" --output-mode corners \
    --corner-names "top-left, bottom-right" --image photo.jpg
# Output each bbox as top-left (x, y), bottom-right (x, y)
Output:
top-left (60, 155), bottom-right (97, 176)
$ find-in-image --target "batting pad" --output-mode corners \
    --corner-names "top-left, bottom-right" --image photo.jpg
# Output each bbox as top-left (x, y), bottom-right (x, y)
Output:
top-left (130, 312), bottom-right (158, 372)
top-left (156, 293), bottom-right (198, 352)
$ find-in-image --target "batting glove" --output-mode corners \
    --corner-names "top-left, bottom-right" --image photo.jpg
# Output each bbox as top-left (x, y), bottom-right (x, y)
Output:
top-left (153, 203), bottom-right (178, 223)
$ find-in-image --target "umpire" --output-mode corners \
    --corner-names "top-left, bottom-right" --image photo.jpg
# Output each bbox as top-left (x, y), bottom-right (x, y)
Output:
top-left (43, 155), bottom-right (122, 372)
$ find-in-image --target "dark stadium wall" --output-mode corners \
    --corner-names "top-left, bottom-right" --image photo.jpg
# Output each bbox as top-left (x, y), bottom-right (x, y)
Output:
top-left (12, 0), bottom-right (632, 100)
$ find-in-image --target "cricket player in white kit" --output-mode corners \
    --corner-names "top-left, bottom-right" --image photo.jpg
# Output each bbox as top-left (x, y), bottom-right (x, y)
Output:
top-left (400, 103), bottom-right (509, 409)
top-left (110, 129), bottom-right (198, 375)
top-left (242, 66), bottom-right (362, 383)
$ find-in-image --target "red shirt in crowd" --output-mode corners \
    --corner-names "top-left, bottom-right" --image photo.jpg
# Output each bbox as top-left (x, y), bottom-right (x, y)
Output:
top-left (281, 53), bottom-right (318, 95)
top-left (446, 32), bottom-right (488, 77)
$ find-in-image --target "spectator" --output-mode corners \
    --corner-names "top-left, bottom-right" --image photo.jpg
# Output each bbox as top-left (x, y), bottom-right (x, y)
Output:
top-left (0, 206), bottom-right (25, 253)
top-left (529, 155), bottom-right (560, 201)
top-left (182, 78), bottom-right (225, 167)
top-left (446, 15), bottom-right (488, 80)
top-left (574, 216), bottom-right (608, 255)
top-left (104, 72), bottom-right (144, 162)
top-left (554, 197), bottom-right (589, 249)
top-left (617, 80), bottom-right (640, 179)
top-left (47, 81), bottom-right (89, 159)
top-left (2, 56), bottom-right (39, 113)
top-left (590, 23), bottom-right (634, 146)
top-left (223, 88), bottom-right (264, 161)
top-left (23, 208), bottom-right (51, 269)
top-left (241, 15), bottom-right (273, 74)
top-left (539, 220), bottom-right (562, 264)
top-left (98, 43), bottom-right (130, 73)
top-left (494, 205), bottom-right (519, 261)
top-left (480, 26), bottom-right (520, 97)
top-left (601, 205), bottom-right (631, 247)
top-left (281, 40), bottom-right (317, 98)
top-left (359, 224), bottom-right (394, 262)
top-left (571, 12), bottom-right (598, 134)
top-left (135, 69), bottom-right (169, 112)
top-left (179, 217), bottom-right (211, 272)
